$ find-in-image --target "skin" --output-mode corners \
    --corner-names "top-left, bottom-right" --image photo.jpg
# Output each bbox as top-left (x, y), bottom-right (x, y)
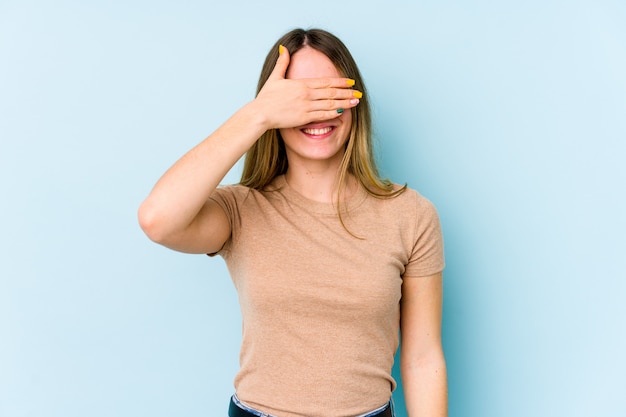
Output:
top-left (279, 47), bottom-right (354, 203)
top-left (401, 272), bottom-right (448, 416)
top-left (138, 45), bottom-right (447, 417)
top-left (138, 46), bottom-right (358, 253)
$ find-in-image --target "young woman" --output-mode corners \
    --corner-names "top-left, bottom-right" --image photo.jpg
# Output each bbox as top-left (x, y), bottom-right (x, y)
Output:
top-left (138, 28), bottom-right (446, 417)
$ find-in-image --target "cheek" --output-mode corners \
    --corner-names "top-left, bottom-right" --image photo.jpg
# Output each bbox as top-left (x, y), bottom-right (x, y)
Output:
top-left (339, 113), bottom-right (353, 138)
top-left (278, 128), bottom-right (297, 141)
top-left (341, 110), bottom-right (353, 127)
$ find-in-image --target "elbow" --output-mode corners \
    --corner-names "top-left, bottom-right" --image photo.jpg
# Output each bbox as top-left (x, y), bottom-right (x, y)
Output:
top-left (137, 200), bottom-right (169, 244)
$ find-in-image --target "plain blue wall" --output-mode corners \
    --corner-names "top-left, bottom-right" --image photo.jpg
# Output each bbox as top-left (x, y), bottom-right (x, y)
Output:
top-left (1, 1), bottom-right (624, 416)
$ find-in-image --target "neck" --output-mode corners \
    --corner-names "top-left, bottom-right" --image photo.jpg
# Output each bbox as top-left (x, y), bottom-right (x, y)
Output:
top-left (284, 161), bottom-right (355, 204)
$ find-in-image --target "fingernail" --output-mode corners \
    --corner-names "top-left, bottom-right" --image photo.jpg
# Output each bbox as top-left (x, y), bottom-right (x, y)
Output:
top-left (337, 108), bottom-right (345, 114)
top-left (346, 79), bottom-right (355, 87)
top-left (279, 45), bottom-right (285, 55)
top-left (350, 99), bottom-right (360, 105)
top-left (353, 91), bottom-right (363, 99)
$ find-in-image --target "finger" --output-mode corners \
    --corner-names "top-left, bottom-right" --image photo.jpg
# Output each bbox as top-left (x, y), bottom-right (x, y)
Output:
top-left (306, 77), bottom-right (357, 89)
top-left (267, 44), bottom-right (290, 81)
top-left (308, 97), bottom-right (361, 112)
top-left (307, 105), bottom-right (357, 122)
top-left (308, 87), bottom-right (363, 101)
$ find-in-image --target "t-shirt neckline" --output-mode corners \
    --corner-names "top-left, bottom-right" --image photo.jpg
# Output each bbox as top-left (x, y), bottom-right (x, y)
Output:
top-left (271, 175), bottom-right (368, 215)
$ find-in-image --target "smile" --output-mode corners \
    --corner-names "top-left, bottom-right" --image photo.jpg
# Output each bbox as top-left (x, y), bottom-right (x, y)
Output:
top-left (302, 126), bottom-right (334, 136)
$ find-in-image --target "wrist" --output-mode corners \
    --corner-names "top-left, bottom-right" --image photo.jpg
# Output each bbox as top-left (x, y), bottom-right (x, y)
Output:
top-left (242, 99), bottom-right (273, 132)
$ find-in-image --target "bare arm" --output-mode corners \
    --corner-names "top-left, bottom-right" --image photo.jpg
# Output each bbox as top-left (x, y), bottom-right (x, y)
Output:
top-left (137, 102), bottom-right (267, 254)
top-left (138, 46), bottom-right (361, 253)
top-left (400, 272), bottom-right (447, 417)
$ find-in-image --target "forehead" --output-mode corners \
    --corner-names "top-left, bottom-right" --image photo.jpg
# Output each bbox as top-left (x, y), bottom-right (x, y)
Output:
top-left (285, 46), bottom-right (341, 79)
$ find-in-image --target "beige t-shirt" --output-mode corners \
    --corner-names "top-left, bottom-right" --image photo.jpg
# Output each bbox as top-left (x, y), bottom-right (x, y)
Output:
top-left (210, 175), bottom-right (444, 417)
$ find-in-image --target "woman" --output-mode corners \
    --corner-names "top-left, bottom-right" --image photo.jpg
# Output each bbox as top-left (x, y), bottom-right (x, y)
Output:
top-left (138, 28), bottom-right (446, 417)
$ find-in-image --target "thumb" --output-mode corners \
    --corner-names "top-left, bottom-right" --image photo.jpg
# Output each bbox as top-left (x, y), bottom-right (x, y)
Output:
top-left (267, 44), bottom-right (290, 81)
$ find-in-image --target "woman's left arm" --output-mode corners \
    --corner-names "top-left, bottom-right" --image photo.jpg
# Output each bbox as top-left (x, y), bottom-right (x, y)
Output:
top-left (400, 271), bottom-right (447, 417)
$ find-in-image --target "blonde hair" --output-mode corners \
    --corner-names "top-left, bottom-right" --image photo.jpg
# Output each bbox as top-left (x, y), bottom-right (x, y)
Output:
top-left (241, 29), bottom-right (405, 219)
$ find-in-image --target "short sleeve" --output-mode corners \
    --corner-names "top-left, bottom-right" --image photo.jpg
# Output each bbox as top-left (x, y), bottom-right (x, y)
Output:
top-left (207, 185), bottom-right (247, 257)
top-left (403, 194), bottom-right (445, 278)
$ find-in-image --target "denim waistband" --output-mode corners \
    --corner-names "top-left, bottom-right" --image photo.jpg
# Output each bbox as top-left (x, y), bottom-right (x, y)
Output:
top-left (229, 394), bottom-right (394, 417)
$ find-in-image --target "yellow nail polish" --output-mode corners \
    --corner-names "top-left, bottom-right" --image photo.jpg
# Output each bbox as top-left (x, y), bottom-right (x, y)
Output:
top-left (346, 79), bottom-right (355, 87)
top-left (353, 91), bottom-right (363, 99)
top-left (279, 45), bottom-right (285, 55)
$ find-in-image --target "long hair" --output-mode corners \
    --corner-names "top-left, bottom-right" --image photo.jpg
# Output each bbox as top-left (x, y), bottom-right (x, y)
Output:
top-left (240, 28), bottom-right (405, 215)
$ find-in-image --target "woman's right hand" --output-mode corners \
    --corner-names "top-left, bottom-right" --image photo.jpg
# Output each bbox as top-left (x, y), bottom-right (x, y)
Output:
top-left (253, 46), bottom-right (361, 130)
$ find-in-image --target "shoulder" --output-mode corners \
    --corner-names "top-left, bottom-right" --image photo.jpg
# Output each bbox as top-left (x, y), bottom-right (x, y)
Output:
top-left (358, 185), bottom-right (442, 241)
top-left (373, 185), bottom-right (442, 246)
top-left (210, 179), bottom-right (286, 213)
top-left (212, 183), bottom-right (250, 197)
top-left (376, 184), bottom-right (440, 220)
top-left (208, 184), bottom-right (253, 218)
top-left (210, 183), bottom-right (261, 205)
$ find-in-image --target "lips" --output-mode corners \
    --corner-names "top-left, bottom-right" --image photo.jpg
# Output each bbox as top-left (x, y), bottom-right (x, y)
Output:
top-left (302, 126), bottom-right (334, 136)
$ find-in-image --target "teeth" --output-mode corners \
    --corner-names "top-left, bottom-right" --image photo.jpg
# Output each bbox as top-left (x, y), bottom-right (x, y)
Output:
top-left (302, 127), bottom-right (332, 135)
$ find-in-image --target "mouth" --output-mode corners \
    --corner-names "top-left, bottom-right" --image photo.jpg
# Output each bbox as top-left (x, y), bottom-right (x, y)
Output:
top-left (301, 126), bottom-right (335, 138)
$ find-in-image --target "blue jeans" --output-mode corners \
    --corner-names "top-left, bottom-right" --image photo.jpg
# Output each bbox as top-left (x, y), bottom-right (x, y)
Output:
top-left (230, 393), bottom-right (395, 417)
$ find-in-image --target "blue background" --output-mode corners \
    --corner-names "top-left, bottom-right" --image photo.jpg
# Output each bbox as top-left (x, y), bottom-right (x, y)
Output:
top-left (1, 1), bottom-right (624, 416)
